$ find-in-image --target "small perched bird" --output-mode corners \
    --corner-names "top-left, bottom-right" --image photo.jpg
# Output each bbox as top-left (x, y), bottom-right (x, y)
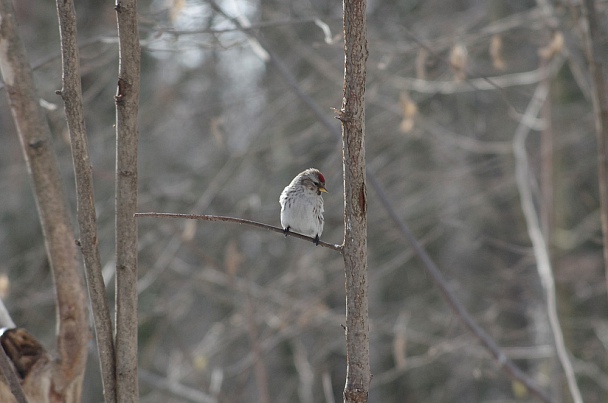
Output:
top-left (279, 168), bottom-right (327, 245)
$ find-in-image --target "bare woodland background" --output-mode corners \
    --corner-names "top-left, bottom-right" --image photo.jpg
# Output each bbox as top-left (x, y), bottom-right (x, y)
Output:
top-left (1, 0), bottom-right (607, 402)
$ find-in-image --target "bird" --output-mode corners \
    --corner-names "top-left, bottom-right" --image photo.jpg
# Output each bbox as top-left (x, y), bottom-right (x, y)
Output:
top-left (279, 168), bottom-right (327, 245)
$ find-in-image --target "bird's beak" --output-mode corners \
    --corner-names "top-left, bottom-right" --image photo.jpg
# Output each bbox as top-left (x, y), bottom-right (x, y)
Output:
top-left (319, 186), bottom-right (328, 193)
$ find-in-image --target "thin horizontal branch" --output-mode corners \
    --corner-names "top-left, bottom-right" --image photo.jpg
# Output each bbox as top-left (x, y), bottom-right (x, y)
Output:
top-left (153, 16), bottom-right (339, 37)
top-left (135, 212), bottom-right (343, 253)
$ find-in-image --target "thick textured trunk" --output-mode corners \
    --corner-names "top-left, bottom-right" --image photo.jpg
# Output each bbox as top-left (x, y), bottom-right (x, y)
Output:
top-left (339, 0), bottom-right (370, 401)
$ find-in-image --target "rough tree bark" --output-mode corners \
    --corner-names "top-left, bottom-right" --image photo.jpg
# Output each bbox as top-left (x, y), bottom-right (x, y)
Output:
top-left (338, 0), bottom-right (370, 402)
top-left (114, 0), bottom-right (141, 401)
top-left (54, 0), bottom-right (117, 401)
top-left (0, 0), bottom-right (89, 401)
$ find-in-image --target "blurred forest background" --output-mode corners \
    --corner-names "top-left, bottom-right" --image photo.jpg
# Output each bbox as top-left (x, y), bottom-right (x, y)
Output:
top-left (1, 0), bottom-right (607, 401)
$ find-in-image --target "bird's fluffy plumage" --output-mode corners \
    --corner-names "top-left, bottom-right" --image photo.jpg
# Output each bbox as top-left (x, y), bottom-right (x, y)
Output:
top-left (279, 168), bottom-right (326, 243)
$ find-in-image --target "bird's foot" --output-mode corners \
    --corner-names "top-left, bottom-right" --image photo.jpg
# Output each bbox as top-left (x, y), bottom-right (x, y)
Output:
top-left (283, 227), bottom-right (290, 237)
top-left (313, 235), bottom-right (320, 246)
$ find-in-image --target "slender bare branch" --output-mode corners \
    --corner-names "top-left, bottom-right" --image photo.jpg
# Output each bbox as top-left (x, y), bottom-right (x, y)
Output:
top-left (513, 83), bottom-right (583, 403)
top-left (54, 0), bottom-right (117, 401)
top-left (155, 16), bottom-right (338, 37)
top-left (135, 213), bottom-right (343, 252)
top-left (115, 0), bottom-right (141, 401)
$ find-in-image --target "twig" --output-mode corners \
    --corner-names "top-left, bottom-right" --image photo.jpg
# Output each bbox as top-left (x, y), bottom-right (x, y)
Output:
top-left (54, 0), bottom-right (116, 400)
top-left (135, 213), bottom-right (343, 252)
top-left (513, 83), bottom-right (583, 403)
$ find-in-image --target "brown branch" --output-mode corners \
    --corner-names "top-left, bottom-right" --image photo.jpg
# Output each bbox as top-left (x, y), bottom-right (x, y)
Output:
top-left (0, 0), bottom-right (89, 400)
top-left (115, 0), bottom-right (141, 401)
top-left (135, 213), bottom-right (343, 252)
top-left (54, 0), bottom-right (117, 401)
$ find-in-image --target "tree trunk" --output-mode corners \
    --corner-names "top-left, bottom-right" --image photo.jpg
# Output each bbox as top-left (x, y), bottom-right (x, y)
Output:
top-left (339, 0), bottom-right (370, 402)
top-left (114, 0), bottom-right (141, 401)
top-left (54, 0), bottom-right (117, 401)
